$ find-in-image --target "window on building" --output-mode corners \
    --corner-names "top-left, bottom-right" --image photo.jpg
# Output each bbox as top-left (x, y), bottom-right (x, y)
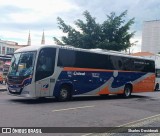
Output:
top-left (6, 47), bottom-right (15, 54)
top-left (2, 47), bottom-right (5, 54)
top-left (0, 46), bottom-right (1, 54)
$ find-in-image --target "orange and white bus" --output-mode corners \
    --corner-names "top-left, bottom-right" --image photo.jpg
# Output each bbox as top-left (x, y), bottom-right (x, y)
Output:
top-left (7, 45), bottom-right (155, 101)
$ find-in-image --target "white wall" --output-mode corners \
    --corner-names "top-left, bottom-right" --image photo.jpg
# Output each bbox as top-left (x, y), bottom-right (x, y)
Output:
top-left (142, 20), bottom-right (160, 54)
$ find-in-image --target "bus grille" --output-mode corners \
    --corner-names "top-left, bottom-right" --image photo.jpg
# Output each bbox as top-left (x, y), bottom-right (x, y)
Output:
top-left (7, 76), bottom-right (24, 84)
top-left (8, 79), bottom-right (23, 84)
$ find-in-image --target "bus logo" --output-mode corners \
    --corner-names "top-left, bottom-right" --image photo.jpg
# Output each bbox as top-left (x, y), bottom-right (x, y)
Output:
top-left (42, 84), bottom-right (49, 91)
top-left (73, 72), bottom-right (85, 76)
top-left (2, 128), bottom-right (11, 133)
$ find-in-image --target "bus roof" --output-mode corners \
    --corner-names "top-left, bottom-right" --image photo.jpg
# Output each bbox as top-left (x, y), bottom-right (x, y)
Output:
top-left (14, 44), bottom-right (58, 53)
top-left (15, 44), bottom-right (154, 61)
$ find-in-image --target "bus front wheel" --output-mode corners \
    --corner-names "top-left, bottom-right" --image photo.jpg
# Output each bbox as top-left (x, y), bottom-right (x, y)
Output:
top-left (56, 86), bottom-right (72, 101)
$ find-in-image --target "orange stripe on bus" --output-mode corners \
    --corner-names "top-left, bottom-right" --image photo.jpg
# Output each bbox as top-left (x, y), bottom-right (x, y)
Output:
top-left (63, 67), bottom-right (148, 73)
top-left (63, 67), bottom-right (113, 72)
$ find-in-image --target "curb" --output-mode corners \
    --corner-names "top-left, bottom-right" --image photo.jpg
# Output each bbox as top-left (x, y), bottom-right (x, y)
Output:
top-left (0, 88), bottom-right (7, 91)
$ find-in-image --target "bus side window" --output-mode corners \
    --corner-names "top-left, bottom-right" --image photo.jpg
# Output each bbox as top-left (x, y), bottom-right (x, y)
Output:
top-left (35, 48), bottom-right (56, 81)
top-left (37, 55), bottom-right (47, 71)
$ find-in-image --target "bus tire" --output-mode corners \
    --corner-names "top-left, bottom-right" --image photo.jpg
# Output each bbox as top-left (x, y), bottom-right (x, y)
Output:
top-left (100, 94), bottom-right (109, 98)
top-left (155, 83), bottom-right (159, 91)
top-left (123, 85), bottom-right (132, 98)
top-left (56, 85), bottom-right (72, 102)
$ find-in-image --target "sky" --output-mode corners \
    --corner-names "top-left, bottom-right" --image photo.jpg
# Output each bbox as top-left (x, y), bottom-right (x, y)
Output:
top-left (0, 0), bottom-right (160, 53)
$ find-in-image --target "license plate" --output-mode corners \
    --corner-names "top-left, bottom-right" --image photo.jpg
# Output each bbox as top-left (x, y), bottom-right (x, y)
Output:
top-left (10, 89), bottom-right (17, 92)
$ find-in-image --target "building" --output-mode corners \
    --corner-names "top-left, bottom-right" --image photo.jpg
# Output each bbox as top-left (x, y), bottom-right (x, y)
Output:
top-left (0, 30), bottom-right (45, 55)
top-left (0, 39), bottom-right (26, 72)
top-left (0, 39), bottom-right (25, 55)
top-left (41, 30), bottom-right (45, 45)
top-left (27, 30), bottom-right (46, 46)
top-left (141, 20), bottom-right (160, 54)
top-left (27, 31), bottom-right (31, 46)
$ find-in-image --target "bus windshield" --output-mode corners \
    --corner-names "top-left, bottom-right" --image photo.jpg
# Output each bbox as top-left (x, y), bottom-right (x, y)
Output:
top-left (8, 51), bottom-right (36, 77)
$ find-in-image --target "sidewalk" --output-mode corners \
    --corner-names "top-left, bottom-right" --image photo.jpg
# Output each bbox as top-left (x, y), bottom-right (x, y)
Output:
top-left (0, 84), bottom-right (7, 91)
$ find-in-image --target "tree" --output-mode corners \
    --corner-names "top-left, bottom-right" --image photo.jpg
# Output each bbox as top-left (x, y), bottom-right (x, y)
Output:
top-left (53, 10), bottom-right (136, 51)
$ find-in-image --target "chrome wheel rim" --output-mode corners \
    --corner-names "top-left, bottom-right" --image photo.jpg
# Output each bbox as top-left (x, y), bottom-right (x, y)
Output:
top-left (125, 88), bottom-right (130, 97)
top-left (60, 89), bottom-right (68, 99)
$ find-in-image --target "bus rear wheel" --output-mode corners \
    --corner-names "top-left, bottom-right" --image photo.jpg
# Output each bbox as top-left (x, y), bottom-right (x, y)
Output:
top-left (155, 83), bottom-right (159, 91)
top-left (56, 86), bottom-right (72, 101)
top-left (123, 85), bottom-right (132, 98)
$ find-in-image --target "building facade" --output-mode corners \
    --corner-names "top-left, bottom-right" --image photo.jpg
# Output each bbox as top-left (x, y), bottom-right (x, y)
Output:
top-left (0, 30), bottom-right (45, 55)
top-left (0, 39), bottom-right (24, 55)
top-left (141, 20), bottom-right (160, 54)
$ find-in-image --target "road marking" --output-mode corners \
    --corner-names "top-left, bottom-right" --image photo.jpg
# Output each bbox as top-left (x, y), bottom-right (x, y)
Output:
top-left (1, 91), bottom-right (6, 94)
top-left (82, 133), bottom-right (93, 136)
top-left (52, 105), bottom-right (95, 112)
top-left (118, 113), bottom-right (160, 127)
top-left (145, 133), bottom-right (159, 136)
top-left (81, 114), bottom-right (160, 136)
top-left (151, 97), bottom-right (160, 100)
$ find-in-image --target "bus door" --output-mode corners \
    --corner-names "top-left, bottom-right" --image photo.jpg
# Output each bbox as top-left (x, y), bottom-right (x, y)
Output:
top-left (36, 78), bottom-right (50, 97)
top-left (35, 48), bottom-right (56, 97)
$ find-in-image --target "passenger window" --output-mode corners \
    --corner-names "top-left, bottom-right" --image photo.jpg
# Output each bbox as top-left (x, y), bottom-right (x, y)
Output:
top-left (35, 48), bottom-right (56, 81)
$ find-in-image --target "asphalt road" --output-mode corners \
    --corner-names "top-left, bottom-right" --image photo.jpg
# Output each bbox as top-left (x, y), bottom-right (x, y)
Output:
top-left (0, 89), bottom-right (160, 136)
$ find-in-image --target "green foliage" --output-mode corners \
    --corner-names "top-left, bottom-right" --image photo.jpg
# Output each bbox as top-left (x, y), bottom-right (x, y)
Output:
top-left (53, 10), bottom-right (136, 51)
